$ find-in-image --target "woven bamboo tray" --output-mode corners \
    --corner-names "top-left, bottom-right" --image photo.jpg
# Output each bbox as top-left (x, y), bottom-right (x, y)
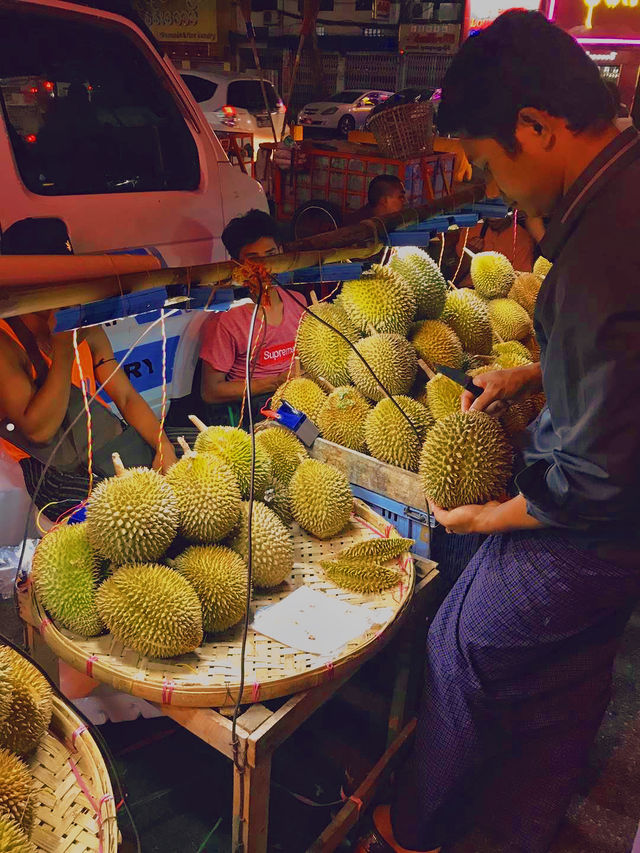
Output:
top-left (29, 693), bottom-right (118, 852)
top-left (20, 500), bottom-right (414, 708)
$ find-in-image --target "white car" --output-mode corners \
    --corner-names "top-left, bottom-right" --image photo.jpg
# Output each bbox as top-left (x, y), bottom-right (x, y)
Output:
top-left (298, 90), bottom-right (393, 137)
top-left (180, 70), bottom-right (286, 155)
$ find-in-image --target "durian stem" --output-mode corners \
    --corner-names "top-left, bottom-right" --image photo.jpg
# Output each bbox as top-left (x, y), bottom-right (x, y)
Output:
top-left (309, 291), bottom-right (319, 305)
top-left (112, 452), bottom-right (126, 477)
top-left (366, 323), bottom-right (377, 336)
top-left (493, 329), bottom-right (505, 344)
top-left (293, 356), bottom-right (302, 378)
top-left (188, 414), bottom-right (208, 433)
top-left (418, 359), bottom-right (437, 380)
top-left (476, 354), bottom-right (495, 362)
top-left (177, 436), bottom-right (195, 457)
top-left (447, 280), bottom-right (458, 291)
top-left (463, 246), bottom-right (476, 258)
top-left (316, 377), bottom-right (335, 393)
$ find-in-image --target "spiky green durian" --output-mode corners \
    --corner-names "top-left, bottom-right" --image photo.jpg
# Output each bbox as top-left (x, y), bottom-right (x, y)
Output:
top-left (409, 320), bottom-right (463, 369)
top-left (509, 272), bottom-right (541, 319)
top-left (389, 247), bottom-right (448, 320)
top-left (96, 564), bottom-right (203, 658)
top-left (255, 426), bottom-right (307, 484)
top-left (488, 298), bottom-right (533, 342)
top-left (491, 341), bottom-right (532, 369)
top-left (193, 426), bottom-right (271, 499)
top-left (365, 396), bottom-right (433, 472)
top-left (321, 558), bottom-right (400, 594)
top-left (172, 545), bottom-right (247, 634)
top-left (0, 646), bottom-right (52, 755)
top-left (348, 334), bottom-right (417, 402)
top-left (271, 378), bottom-right (327, 423)
top-left (0, 660), bottom-right (10, 728)
top-left (419, 411), bottom-right (512, 509)
top-left (86, 461), bottom-right (178, 564)
top-left (337, 537), bottom-right (414, 561)
top-left (289, 460), bottom-right (353, 539)
top-left (0, 815), bottom-right (35, 853)
top-left (533, 256), bottom-right (552, 278)
top-left (0, 749), bottom-right (33, 833)
top-left (31, 523), bottom-right (103, 637)
top-left (261, 477), bottom-right (293, 525)
top-left (317, 386), bottom-right (371, 452)
top-left (296, 302), bottom-right (360, 386)
top-left (426, 374), bottom-right (464, 420)
top-left (470, 251), bottom-right (515, 298)
top-left (340, 265), bottom-right (417, 336)
top-left (441, 288), bottom-right (493, 355)
top-left (226, 501), bottom-right (294, 588)
top-left (166, 450), bottom-right (241, 543)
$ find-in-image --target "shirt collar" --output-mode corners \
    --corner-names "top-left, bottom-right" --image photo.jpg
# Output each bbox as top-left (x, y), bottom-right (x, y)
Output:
top-left (540, 126), bottom-right (640, 261)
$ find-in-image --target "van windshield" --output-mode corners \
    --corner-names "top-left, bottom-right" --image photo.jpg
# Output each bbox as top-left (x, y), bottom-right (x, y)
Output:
top-left (0, 9), bottom-right (200, 195)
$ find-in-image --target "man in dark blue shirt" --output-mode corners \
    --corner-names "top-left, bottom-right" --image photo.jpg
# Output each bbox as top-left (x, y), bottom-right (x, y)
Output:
top-left (356, 11), bottom-right (640, 853)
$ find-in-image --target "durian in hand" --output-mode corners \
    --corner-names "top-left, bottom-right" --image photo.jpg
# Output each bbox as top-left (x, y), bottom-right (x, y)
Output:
top-left (409, 320), bottom-right (463, 370)
top-left (0, 748), bottom-right (34, 833)
top-left (0, 646), bottom-right (52, 755)
top-left (389, 247), bottom-right (448, 320)
top-left (191, 420), bottom-right (271, 499)
top-left (172, 545), bottom-right (247, 633)
top-left (226, 502), bottom-right (294, 588)
top-left (491, 341), bottom-right (532, 369)
top-left (296, 301), bottom-right (360, 386)
top-left (270, 378), bottom-right (327, 423)
top-left (426, 374), bottom-right (464, 421)
top-left (470, 251), bottom-right (515, 299)
top-left (509, 272), bottom-right (541, 319)
top-left (441, 288), bottom-right (493, 355)
top-left (340, 265), bottom-right (416, 336)
top-left (31, 523), bottom-right (103, 637)
top-left (365, 395), bottom-right (433, 472)
top-left (317, 386), bottom-right (371, 452)
top-left (86, 454), bottom-right (178, 564)
top-left (255, 426), bottom-right (307, 484)
top-left (0, 815), bottom-right (35, 853)
top-left (96, 564), bottom-right (203, 658)
top-left (322, 557), bottom-right (400, 594)
top-left (488, 298), bottom-right (533, 342)
top-left (348, 333), bottom-right (417, 402)
top-left (289, 459), bottom-right (353, 539)
top-left (419, 411), bottom-right (512, 509)
top-left (533, 256), bottom-right (552, 278)
top-left (167, 438), bottom-right (241, 543)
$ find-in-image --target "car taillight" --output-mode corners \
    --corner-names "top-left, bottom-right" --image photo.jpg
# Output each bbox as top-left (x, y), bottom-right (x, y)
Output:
top-left (29, 86), bottom-right (38, 94)
top-left (43, 80), bottom-right (54, 92)
top-left (222, 105), bottom-right (236, 118)
top-left (25, 134), bottom-right (37, 144)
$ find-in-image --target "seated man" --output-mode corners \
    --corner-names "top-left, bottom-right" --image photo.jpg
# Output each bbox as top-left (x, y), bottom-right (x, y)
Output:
top-left (199, 209), bottom-right (306, 423)
top-left (0, 218), bottom-right (177, 520)
top-left (347, 174), bottom-right (407, 225)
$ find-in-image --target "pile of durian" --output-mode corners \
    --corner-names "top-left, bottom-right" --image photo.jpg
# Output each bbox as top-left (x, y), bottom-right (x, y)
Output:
top-left (0, 644), bottom-right (53, 853)
top-left (283, 247), bottom-right (551, 510)
top-left (30, 425), bottom-right (368, 659)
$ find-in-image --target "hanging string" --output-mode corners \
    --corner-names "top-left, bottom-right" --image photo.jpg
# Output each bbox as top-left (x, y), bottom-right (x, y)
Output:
top-left (73, 329), bottom-right (94, 497)
top-left (438, 233), bottom-right (446, 271)
top-left (451, 227), bottom-right (470, 287)
top-left (157, 309), bottom-right (168, 470)
top-left (512, 209), bottom-right (519, 264)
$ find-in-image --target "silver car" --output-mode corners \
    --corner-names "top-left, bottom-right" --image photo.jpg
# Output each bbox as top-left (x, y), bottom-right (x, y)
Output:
top-left (298, 89), bottom-right (393, 137)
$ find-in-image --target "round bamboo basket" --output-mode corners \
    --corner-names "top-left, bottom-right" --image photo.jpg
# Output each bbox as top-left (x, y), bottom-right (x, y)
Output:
top-left (22, 500), bottom-right (415, 708)
top-left (29, 693), bottom-right (118, 852)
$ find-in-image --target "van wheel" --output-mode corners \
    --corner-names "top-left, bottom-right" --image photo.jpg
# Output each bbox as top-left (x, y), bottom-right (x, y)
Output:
top-left (338, 115), bottom-right (355, 138)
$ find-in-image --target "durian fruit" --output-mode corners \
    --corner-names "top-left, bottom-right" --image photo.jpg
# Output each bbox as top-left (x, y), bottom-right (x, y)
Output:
top-left (322, 557), bottom-right (400, 594)
top-left (461, 352), bottom-right (487, 372)
top-left (255, 426), bottom-right (307, 484)
top-left (340, 265), bottom-right (417, 336)
top-left (491, 341), bottom-right (533, 369)
top-left (166, 440), bottom-right (241, 543)
top-left (0, 749), bottom-right (33, 833)
top-left (419, 411), bottom-right (512, 509)
top-left (500, 399), bottom-right (537, 436)
top-left (409, 320), bottom-right (463, 370)
top-left (530, 391), bottom-right (547, 417)
top-left (488, 298), bottom-right (533, 342)
top-left (86, 455), bottom-right (178, 564)
top-left (227, 501), bottom-right (294, 588)
top-left (317, 386), bottom-right (371, 452)
top-left (0, 660), bottom-right (10, 728)
top-left (389, 247), bottom-right (448, 320)
top-left (441, 288), bottom-right (492, 355)
top-left (261, 477), bottom-right (292, 525)
top-left (31, 523), bottom-right (103, 637)
top-left (96, 564), bottom-right (203, 658)
top-left (296, 302), bottom-right (360, 386)
top-left (0, 815), bottom-right (35, 853)
top-left (365, 396), bottom-right (433, 472)
top-left (470, 251), bottom-right (515, 298)
top-left (509, 272), bottom-right (541, 319)
top-left (172, 545), bottom-right (247, 634)
top-left (523, 333), bottom-right (541, 362)
top-left (337, 537), bottom-right (414, 561)
top-left (289, 459), bottom-right (353, 539)
top-left (191, 422), bottom-right (272, 499)
top-left (533, 256), bottom-right (552, 279)
top-left (0, 646), bottom-right (52, 755)
top-left (426, 374), bottom-right (464, 420)
top-left (348, 334), bottom-right (417, 402)
top-left (270, 378), bottom-right (327, 423)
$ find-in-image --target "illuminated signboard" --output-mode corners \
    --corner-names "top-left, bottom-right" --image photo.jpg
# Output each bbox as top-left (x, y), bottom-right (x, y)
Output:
top-left (550, 0), bottom-right (640, 43)
top-left (467, 0), bottom-right (541, 29)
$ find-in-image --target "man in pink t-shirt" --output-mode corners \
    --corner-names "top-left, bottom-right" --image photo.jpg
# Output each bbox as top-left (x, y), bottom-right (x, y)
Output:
top-left (199, 210), bottom-right (306, 418)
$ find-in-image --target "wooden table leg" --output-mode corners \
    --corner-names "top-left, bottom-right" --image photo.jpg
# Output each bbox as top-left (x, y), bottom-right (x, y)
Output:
top-left (233, 752), bottom-right (272, 853)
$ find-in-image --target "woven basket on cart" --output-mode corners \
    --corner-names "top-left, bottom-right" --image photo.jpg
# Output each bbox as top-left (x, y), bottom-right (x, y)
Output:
top-left (368, 101), bottom-right (434, 159)
top-left (29, 692), bottom-right (118, 852)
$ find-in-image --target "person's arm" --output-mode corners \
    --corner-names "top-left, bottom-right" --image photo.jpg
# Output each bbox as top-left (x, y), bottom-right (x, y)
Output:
top-left (87, 328), bottom-right (176, 471)
top-left (0, 330), bottom-right (76, 444)
top-left (201, 362), bottom-right (289, 404)
top-left (429, 494), bottom-right (545, 535)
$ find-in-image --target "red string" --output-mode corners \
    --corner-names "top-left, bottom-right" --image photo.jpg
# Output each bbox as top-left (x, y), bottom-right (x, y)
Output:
top-left (71, 725), bottom-right (88, 750)
top-left (86, 654), bottom-right (98, 678)
top-left (252, 681), bottom-right (261, 703)
top-left (67, 756), bottom-right (113, 853)
top-left (162, 678), bottom-right (175, 705)
top-left (324, 661), bottom-right (335, 681)
top-left (39, 617), bottom-right (52, 635)
top-left (157, 308), bottom-right (168, 470)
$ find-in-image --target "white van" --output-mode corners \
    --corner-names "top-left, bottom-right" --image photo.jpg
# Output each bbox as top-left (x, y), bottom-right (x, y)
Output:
top-left (0, 0), bottom-right (268, 411)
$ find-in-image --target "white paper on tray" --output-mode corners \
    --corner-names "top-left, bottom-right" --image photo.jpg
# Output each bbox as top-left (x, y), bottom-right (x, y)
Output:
top-left (251, 586), bottom-right (394, 656)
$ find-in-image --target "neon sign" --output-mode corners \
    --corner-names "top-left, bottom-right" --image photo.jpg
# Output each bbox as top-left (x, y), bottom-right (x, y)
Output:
top-left (584, 0), bottom-right (638, 28)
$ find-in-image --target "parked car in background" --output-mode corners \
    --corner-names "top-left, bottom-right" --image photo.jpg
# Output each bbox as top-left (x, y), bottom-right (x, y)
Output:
top-left (180, 70), bottom-right (286, 155)
top-left (298, 90), bottom-right (393, 137)
top-left (364, 87), bottom-right (441, 130)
